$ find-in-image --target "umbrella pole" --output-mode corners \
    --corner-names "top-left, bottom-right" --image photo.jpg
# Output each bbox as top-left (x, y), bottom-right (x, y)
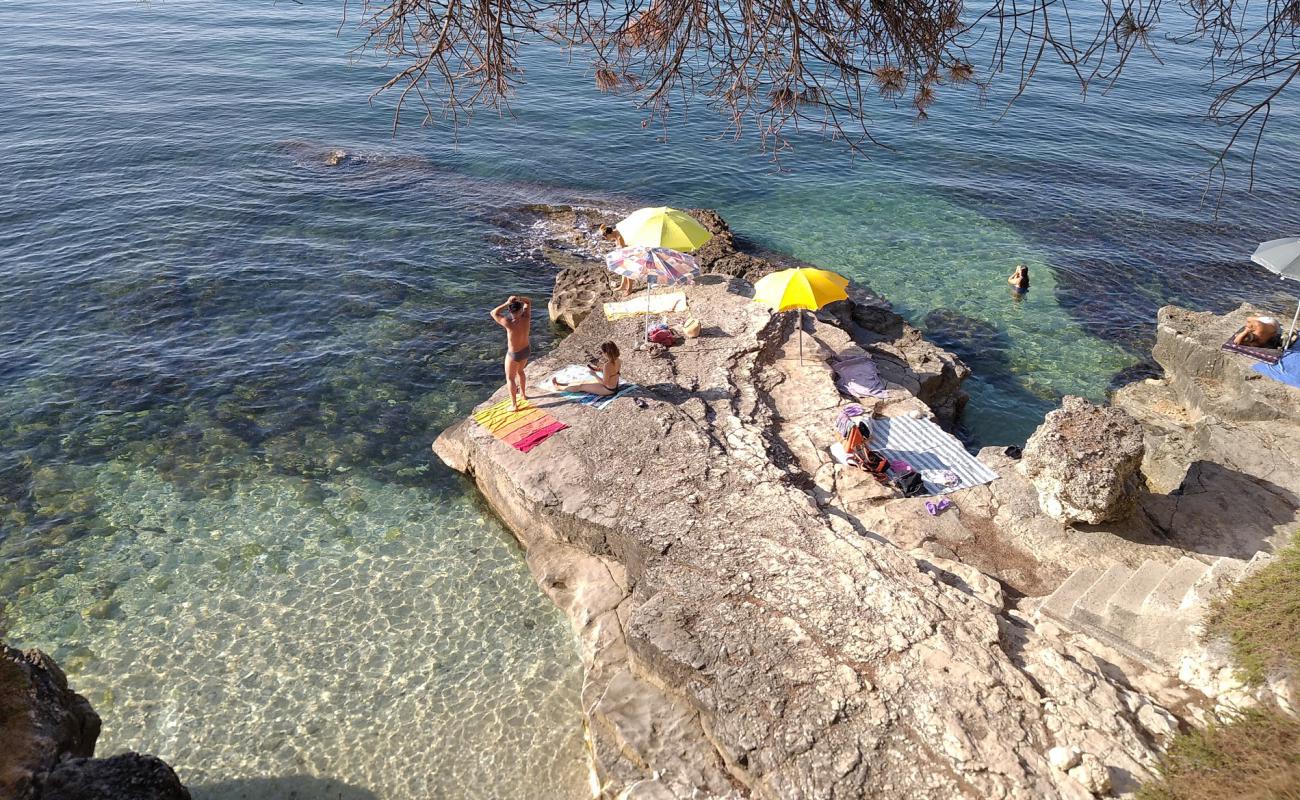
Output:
top-left (798, 310), bottom-right (804, 366)
top-left (1288, 298), bottom-right (1300, 349)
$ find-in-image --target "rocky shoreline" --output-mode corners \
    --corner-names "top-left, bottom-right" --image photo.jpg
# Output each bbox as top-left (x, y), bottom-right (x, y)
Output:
top-left (436, 208), bottom-right (1296, 798)
top-left (1, 644), bottom-right (190, 800)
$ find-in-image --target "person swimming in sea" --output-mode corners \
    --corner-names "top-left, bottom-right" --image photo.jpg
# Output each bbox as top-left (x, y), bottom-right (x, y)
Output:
top-left (491, 295), bottom-right (532, 410)
top-left (556, 341), bottom-right (621, 396)
top-left (1008, 263), bottom-right (1029, 296)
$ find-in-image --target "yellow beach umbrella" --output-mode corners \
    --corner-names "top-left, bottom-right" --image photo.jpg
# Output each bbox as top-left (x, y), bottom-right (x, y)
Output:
top-left (615, 207), bottom-right (713, 252)
top-left (752, 267), bottom-right (850, 363)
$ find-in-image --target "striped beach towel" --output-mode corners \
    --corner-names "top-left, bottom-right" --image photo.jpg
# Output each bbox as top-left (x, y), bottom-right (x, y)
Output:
top-left (471, 399), bottom-right (568, 453)
top-left (562, 382), bottom-right (639, 409)
top-left (868, 414), bottom-right (999, 495)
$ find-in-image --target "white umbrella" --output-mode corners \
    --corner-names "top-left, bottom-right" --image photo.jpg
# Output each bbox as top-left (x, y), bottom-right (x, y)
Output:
top-left (1252, 236), bottom-right (1300, 343)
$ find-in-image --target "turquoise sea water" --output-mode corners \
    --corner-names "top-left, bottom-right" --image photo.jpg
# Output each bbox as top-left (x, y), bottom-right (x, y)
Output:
top-left (1, 1), bottom-right (1298, 797)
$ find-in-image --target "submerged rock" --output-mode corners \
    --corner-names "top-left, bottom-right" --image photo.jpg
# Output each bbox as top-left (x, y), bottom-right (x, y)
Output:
top-left (1020, 396), bottom-right (1145, 524)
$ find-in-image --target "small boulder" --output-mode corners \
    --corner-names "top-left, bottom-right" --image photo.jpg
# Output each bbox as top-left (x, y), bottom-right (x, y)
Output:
top-left (1066, 753), bottom-right (1111, 795)
top-left (1021, 396), bottom-right (1145, 524)
top-left (1048, 745), bottom-right (1081, 772)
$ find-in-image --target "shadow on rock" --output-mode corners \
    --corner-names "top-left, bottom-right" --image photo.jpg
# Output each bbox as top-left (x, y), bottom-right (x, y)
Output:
top-left (191, 774), bottom-right (379, 800)
top-left (1126, 461), bottom-right (1300, 559)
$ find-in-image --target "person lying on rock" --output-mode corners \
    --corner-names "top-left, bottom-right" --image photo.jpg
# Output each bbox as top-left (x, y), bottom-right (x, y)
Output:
top-left (1233, 315), bottom-right (1282, 348)
top-left (491, 295), bottom-right (532, 410)
top-left (556, 341), bottom-right (621, 396)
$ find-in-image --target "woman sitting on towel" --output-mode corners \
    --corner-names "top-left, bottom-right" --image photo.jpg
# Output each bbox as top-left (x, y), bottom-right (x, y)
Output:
top-left (557, 341), bottom-right (621, 396)
top-left (1234, 316), bottom-right (1283, 348)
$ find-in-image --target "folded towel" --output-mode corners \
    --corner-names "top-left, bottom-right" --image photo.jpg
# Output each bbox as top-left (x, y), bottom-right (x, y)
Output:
top-left (834, 355), bottom-right (887, 399)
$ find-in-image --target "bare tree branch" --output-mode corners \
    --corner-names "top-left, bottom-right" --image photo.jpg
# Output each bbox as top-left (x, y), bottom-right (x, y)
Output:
top-left (347, 0), bottom-right (1300, 188)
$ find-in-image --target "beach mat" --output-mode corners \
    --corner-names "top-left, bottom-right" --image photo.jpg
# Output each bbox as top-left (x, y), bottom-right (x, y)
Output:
top-left (471, 399), bottom-right (568, 452)
top-left (1253, 351), bottom-right (1300, 389)
top-left (564, 382), bottom-right (639, 409)
top-left (604, 291), bottom-right (688, 321)
top-left (545, 365), bottom-right (639, 409)
top-left (1222, 328), bottom-right (1285, 365)
top-left (868, 414), bottom-right (999, 495)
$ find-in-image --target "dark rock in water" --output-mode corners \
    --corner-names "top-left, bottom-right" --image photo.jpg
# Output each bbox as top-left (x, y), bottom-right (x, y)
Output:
top-left (922, 308), bottom-right (1012, 374)
top-left (34, 753), bottom-right (190, 800)
top-left (1, 644), bottom-right (190, 800)
top-left (1, 645), bottom-right (100, 799)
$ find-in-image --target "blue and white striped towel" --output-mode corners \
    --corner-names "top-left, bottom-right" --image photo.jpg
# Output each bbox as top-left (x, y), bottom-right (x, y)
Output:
top-left (870, 414), bottom-right (999, 495)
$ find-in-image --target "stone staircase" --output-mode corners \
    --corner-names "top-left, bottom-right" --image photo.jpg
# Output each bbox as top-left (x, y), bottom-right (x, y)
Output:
top-left (1036, 553), bottom-right (1270, 670)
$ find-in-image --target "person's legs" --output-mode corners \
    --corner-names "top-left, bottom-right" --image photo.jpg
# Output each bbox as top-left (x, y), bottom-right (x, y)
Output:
top-left (504, 354), bottom-right (519, 410)
top-left (557, 381), bottom-right (614, 395)
top-left (515, 358), bottom-right (529, 402)
top-left (620, 276), bottom-right (633, 297)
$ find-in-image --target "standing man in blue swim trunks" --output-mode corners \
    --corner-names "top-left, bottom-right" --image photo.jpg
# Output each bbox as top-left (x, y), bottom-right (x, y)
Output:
top-left (491, 295), bottom-right (532, 411)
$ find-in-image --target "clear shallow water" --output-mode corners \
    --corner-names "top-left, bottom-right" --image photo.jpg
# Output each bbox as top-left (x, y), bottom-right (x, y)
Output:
top-left (1, 0), bottom-right (1298, 797)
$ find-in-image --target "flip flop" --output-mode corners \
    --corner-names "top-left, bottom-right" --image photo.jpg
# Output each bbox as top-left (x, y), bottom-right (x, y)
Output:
top-left (925, 497), bottom-right (954, 516)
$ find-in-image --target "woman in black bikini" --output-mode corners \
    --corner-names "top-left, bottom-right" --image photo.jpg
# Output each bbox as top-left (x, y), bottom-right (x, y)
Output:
top-left (556, 341), bottom-right (621, 396)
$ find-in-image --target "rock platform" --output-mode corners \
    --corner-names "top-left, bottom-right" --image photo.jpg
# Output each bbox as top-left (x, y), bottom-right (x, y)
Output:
top-left (435, 276), bottom-right (1169, 798)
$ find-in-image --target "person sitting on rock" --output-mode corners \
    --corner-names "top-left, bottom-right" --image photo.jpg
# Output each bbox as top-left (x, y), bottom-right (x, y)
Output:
top-left (557, 341), bottom-right (621, 396)
top-left (491, 295), bottom-right (532, 410)
top-left (1234, 315), bottom-right (1282, 348)
top-left (1008, 263), bottom-right (1029, 295)
top-left (600, 225), bottom-right (635, 297)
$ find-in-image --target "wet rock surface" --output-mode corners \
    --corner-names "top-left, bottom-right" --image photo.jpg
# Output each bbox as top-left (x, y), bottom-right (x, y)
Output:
top-left (1, 644), bottom-right (189, 800)
top-left (34, 753), bottom-right (190, 800)
top-left (1021, 397), bottom-right (1145, 524)
top-left (435, 278), bottom-right (1165, 798)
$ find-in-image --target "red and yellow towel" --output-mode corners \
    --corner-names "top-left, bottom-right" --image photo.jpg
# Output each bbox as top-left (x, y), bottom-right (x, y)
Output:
top-left (471, 398), bottom-right (568, 452)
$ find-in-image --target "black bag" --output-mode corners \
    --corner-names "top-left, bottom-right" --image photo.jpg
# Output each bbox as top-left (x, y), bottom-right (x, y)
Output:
top-left (893, 470), bottom-right (926, 498)
top-left (860, 448), bottom-right (890, 482)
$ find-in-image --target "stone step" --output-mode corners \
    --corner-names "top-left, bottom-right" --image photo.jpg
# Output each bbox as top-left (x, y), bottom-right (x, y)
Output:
top-left (1187, 557), bottom-right (1247, 607)
top-left (1106, 560), bottom-right (1170, 639)
top-left (1039, 566), bottom-right (1103, 624)
top-left (1072, 564), bottom-right (1134, 630)
top-left (1142, 557), bottom-right (1209, 614)
top-left (1244, 550), bottom-right (1276, 577)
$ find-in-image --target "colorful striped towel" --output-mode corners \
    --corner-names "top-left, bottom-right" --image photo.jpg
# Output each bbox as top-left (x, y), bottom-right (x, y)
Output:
top-left (563, 382), bottom-right (639, 409)
top-left (546, 365), bottom-right (639, 409)
top-left (471, 399), bottom-right (569, 452)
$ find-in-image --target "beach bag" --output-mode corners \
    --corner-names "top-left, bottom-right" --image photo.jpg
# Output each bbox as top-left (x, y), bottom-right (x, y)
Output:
top-left (683, 318), bottom-right (702, 338)
top-left (648, 327), bottom-right (677, 346)
top-left (893, 470), bottom-right (927, 498)
top-left (860, 449), bottom-right (890, 483)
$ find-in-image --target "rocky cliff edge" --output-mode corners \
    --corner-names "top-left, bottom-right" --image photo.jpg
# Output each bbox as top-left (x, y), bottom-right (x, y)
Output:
top-left (434, 277), bottom-right (1168, 799)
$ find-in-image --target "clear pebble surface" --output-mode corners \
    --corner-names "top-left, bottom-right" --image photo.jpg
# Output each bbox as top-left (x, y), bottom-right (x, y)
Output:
top-left (0, 0), bottom-right (1297, 797)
